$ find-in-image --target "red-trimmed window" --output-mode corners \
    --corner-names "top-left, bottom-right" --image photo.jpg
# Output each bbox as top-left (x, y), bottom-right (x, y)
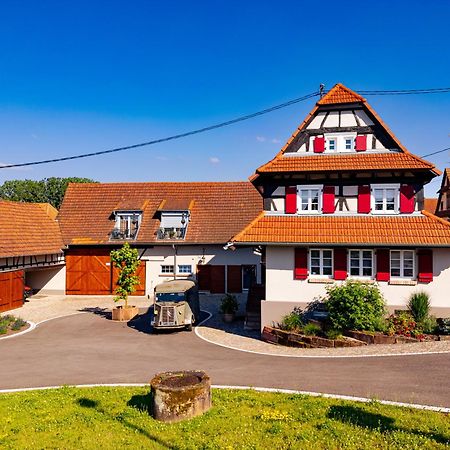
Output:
top-left (357, 186), bottom-right (371, 213)
top-left (285, 186), bottom-right (297, 214)
top-left (313, 137), bottom-right (325, 153)
top-left (376, 249), bottom-right (390, 281)
top-left (298, 185), bottom-right (322, 214)
top-left (355, 135), bottom-right (367, 152)
top-left (294, 248), bottom-right (308, 280)
top-left (390, 250), bottom-right (414, 278)
top-left (418, 249), bottom-right (433, 283)
top-left (349, 250), bottom-right (373, 277)
top-left (322, 186), bottom-right (335, 214)
top-left (333, 248), bottom-right (347, 280)
top-left (400, 185), bottom-right (415, 213)
top-left (310, 249), bottom-right (333, 277)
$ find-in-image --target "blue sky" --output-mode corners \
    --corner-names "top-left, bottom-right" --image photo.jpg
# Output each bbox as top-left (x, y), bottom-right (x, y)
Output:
top-left (0, 0), bottom-right (449, 195)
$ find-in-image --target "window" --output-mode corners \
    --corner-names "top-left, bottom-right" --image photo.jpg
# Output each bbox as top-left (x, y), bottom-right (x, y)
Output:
top-left (390, 250), bottom-right (415, 278)
top-left (158, 211), bottom-right (189, 240)
top-left (178, 265), bottom-right (192, 274)
top-left (310, 249), bottom-right (333, 276)
top-left (349, 250), bottom-right (373, 277)
top-left (344, 138), bottom-right (354, 150)
top-left (161, 265), bottom-right (174, 274)
top-left (327, 138), bottom-right (336, 151)
top-left (372, 184), bottom-right (399, 214)
top-left (324, 134), bottom-right (356, 152)
top-left (112, 211), bottom-right (142, 239)
top-left (298, 185), bottom-right (322, 213)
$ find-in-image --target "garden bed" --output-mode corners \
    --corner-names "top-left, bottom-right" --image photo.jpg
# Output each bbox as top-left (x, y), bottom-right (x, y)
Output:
top-left (262, 327), bottom-right (366, 348)
top-left (0, 315), bottom-right (29, 338)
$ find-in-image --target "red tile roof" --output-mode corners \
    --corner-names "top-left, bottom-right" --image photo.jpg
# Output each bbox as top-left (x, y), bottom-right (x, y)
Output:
top-left (318, 83), bottom-right (365, 105)
top-left (58, 182), bottom-right (262, 245)
top-left (232, 211), bottom-right (450, 246)
top-left (256, 152), bottom-right (436, 173)
top-left (424, 198), bottom-right (438, 215)
top-left (253, 84), bottom-right (439, 177)
top-left (0, 201), bottom-right (64, 258)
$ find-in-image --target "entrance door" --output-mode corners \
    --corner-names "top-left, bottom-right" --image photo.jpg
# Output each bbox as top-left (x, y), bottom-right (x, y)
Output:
top-left (242, 265), bottom-right (257, 291)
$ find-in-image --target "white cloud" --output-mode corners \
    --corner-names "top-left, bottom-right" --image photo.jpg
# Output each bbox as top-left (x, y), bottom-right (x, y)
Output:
top-left (209, 157), bottom-right (220, 164)
top-left (271, 138), bottom-right (281, 144)
top-left (256, 136), bottom-right (266, 142)
top-left (155, 155), bottom-right (168, 161)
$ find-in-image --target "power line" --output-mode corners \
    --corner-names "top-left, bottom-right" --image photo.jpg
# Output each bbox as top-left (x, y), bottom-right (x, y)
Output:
top-left (1, 86), bottom-right (449, 169)
top-left (0, 91), bottom-right (320, 169)
top-left (421, 147), bottom-right (450, 158)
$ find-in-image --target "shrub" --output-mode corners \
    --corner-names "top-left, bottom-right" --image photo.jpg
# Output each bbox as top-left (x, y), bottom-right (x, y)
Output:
top-left (417, 316), bottom-right (437, 334)
top-left (386, 312), bottom-right (416, 337)
top-left (11, 318), bottom-right (27, 331)
top-left (0, 324), bottom-right (7, 335)
top-left (324, 280), bottom-right (386, 332)
top-left (407, 292), bottom-right (430, 324)
top-left (325, 329), bottom-right (342, 340)
top-left (278, 307), bottom-right (303, 332)
top-left (219, 294), bottom-right (239, 315)
top-left (303, 323), bottom-right (321, 336)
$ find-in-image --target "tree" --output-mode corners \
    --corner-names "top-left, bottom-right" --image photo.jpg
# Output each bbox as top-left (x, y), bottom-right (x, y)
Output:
top-left (110, 243), bottom-right (140, 309)
top-left (0, 177), bottom-right (95, 209)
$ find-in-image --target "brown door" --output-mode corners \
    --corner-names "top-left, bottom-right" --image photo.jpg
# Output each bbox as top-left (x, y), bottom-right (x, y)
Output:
top-left (197, 265), bottom-right (211, 291)
top-left (0, 270), bottom-right (24, 313)
top-left (210, 265), bottom-right (225, 294)
top-left (112, 260), bottom-right (146, 296)
top-left (227, 265), bottom-right (242, 293)
top-left (66, 249), bottom-right (112, 295)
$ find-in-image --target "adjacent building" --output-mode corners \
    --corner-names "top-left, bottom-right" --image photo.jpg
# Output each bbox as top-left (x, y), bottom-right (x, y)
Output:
top-left (231, 84), bottom-right (450, 327)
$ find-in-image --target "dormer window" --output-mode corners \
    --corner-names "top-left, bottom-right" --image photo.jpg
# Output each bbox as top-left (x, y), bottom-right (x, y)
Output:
top-left (324, 133), bottom-right (356, 153)
top-left (344, 138), bottom-right (354, 150)
top-left (157, 210), bottom-right (190, 240)
top-left (371, 184), bottom-right (399, 214)
top-left (111, 211), bottom-right (142, 240)
top-left (328, 139), bottom-right (336, 151)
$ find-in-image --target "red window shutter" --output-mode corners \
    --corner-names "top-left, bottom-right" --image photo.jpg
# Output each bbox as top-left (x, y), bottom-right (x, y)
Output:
top-left (376, 249), bottom-right (390, 282)
top-left (285, 186), bottom-right (297, 214)
top-left (294, 248), bottom-right (308, 280)
top-left (334, 248), bottom-right (347, 280)
top-left (322, 186), bottom-right (335, 214)
top-left (313, 137), bottom-right (325, 153)
top-left (418, 249), bottom-right (433, 283)
top-left (357, 185), bottom-right (371, 213)
top-left (355, 135), bottom-right (367, 152)
top-left (400, 185), bottom-right (415, 213)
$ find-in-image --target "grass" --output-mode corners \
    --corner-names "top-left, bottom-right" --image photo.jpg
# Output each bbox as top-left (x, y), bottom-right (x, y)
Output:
top-left (0, 387), bottom-right (448, 449)
top-left (0, 315), bottom-right (27, 335)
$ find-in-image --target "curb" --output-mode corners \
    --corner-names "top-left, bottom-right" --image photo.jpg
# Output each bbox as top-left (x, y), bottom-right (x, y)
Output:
top-left (0, 321), bottom-right (36, 341)
top-left (0, 383), bottom-right (448, 413)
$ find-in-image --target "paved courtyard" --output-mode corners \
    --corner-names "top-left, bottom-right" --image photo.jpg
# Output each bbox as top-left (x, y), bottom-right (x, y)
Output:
top-left (1, 295), bottom-right (450, 408)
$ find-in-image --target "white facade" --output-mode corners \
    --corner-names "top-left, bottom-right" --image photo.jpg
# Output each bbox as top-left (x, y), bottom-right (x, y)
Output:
top-left (261, 246), bottom-right (450, 328)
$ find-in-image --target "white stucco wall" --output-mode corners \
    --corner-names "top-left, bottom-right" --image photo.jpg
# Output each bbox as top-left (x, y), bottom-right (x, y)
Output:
top-left (142, 245), bottom-right (260, 296)
top-left (25, 265), bottom-right (66, 294)
top-left (264, 246), bottom-right (450, 325)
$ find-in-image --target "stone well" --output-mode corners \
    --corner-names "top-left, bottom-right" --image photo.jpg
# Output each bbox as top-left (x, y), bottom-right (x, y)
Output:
top-left (150, 370), bottom-right (211, 423)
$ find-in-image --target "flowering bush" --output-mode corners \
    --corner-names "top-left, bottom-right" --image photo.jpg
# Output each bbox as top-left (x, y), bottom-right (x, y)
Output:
top-left (386, 312), bottom-right (417, 337)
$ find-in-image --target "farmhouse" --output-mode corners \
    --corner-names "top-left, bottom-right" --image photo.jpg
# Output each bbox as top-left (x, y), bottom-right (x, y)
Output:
top-left (0, 201), bottom-right (64, 312)
top-left (57, 182), bottom-right (262, 297)
top-left (231, 84), bottom-right (450, 327)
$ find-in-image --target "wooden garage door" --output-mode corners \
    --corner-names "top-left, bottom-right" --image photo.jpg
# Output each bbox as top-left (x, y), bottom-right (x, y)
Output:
top-left (66, 249), bottom-right (112, 295)
top-left (227, 265), bottom-right (242, 293)
top-left (210, 265), bottom-right (225, 294)
top-left (0, 270), bottom-right (24, 313)
top-left (112, 261), bottom-right (146, 296)
top-left (197, 265), bottom-right (211, 291)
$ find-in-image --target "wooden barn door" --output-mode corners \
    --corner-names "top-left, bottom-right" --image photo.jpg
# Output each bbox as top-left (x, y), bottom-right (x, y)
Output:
top-left (0, 270), bottom-right (24, 312)
top-left (197, 265), bottom-right (211, 291)
top-left (66, 249), bottom-right (112, 295)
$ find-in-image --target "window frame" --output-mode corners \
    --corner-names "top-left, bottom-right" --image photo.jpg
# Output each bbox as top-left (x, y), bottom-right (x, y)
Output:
top-left (178, 264), bottom-right (192, 274)
top-left (348, 249), bottom-right (374, 278)
top-left (309, 248), bottom-right (334, 277)
top-left (390, 250), bottom-right (415, 279)
top-left (161, 265), bottom-right (174, 274)
top-left (297, 184), bottom-right (323, 214)
top-left (371, 184), bottom-right (400, 214)
top-left (324, 133), bottom-right (356, 153)
top-left (114, 211), bottom-right (142, 239)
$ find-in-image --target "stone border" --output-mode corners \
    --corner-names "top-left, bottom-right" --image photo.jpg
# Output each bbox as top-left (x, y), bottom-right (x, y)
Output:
top-left (0, 321), bottom-right (36, 341)
top-left (0, 383), bottom-right (447, 413)
top-left (195, 310), bottom-right (450, 359)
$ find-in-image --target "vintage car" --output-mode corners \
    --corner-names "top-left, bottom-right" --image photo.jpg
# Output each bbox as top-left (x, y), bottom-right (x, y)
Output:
top-left (151, 279), bottom-right (200, 331)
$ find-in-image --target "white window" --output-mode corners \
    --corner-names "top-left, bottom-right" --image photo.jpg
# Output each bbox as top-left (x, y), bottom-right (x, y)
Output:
top-left (327, 138), bottom-right (336, 151)
top-left (349, 250), bottom-right (373, 277)
top-left (178, 265), bottom-right (192, 274)
top-left (310, 249), bottom-right (333, 276)
top-left (371, 184), bottom-right (399, 214)
top-left (113, 211), bottom-right (142, 239)
top-left (298, 185), bottom-right (322, 214)
top-left (390, 250), bottom-right (415, 278)
top-left (161, 265), bottom-right (174, 274)
top-left (324, 133), bottom-right (356, 152)
top-left (344, 137), bottom-right (354, 151)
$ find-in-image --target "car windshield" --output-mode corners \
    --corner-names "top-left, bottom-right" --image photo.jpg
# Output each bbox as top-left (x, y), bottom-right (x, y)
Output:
top-left (156, 292), bottom-right (185, 302)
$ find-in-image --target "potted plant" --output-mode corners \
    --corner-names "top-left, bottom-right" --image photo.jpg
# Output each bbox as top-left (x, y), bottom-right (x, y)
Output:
top-left (110, 242), bottom-right (140, 321)
top-left (220, 294), bottom-right (239, 323)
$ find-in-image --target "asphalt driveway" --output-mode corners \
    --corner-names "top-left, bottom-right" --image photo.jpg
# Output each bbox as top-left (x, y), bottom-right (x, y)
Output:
top-left (0, 309), bottom-right (449, 408)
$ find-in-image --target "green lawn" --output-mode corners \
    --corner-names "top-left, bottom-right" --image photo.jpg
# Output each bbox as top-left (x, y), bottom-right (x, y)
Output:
top-left (0, 387), bottom-right (448, 449)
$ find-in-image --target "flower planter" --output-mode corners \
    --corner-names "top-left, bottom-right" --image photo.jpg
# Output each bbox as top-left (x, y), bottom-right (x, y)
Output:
top-left (111, 306), bottom-right (139, 322)
top-left (222, 313), bottom-right (235, 323)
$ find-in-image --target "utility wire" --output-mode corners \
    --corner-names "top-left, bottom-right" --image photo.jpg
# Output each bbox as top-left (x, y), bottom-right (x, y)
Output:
top-left (1, 86), bottom-right (450, 169)
top-left (0, 91), bottom-right (320, 169)
top-left (421, 147), bottom-right (450, 158)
